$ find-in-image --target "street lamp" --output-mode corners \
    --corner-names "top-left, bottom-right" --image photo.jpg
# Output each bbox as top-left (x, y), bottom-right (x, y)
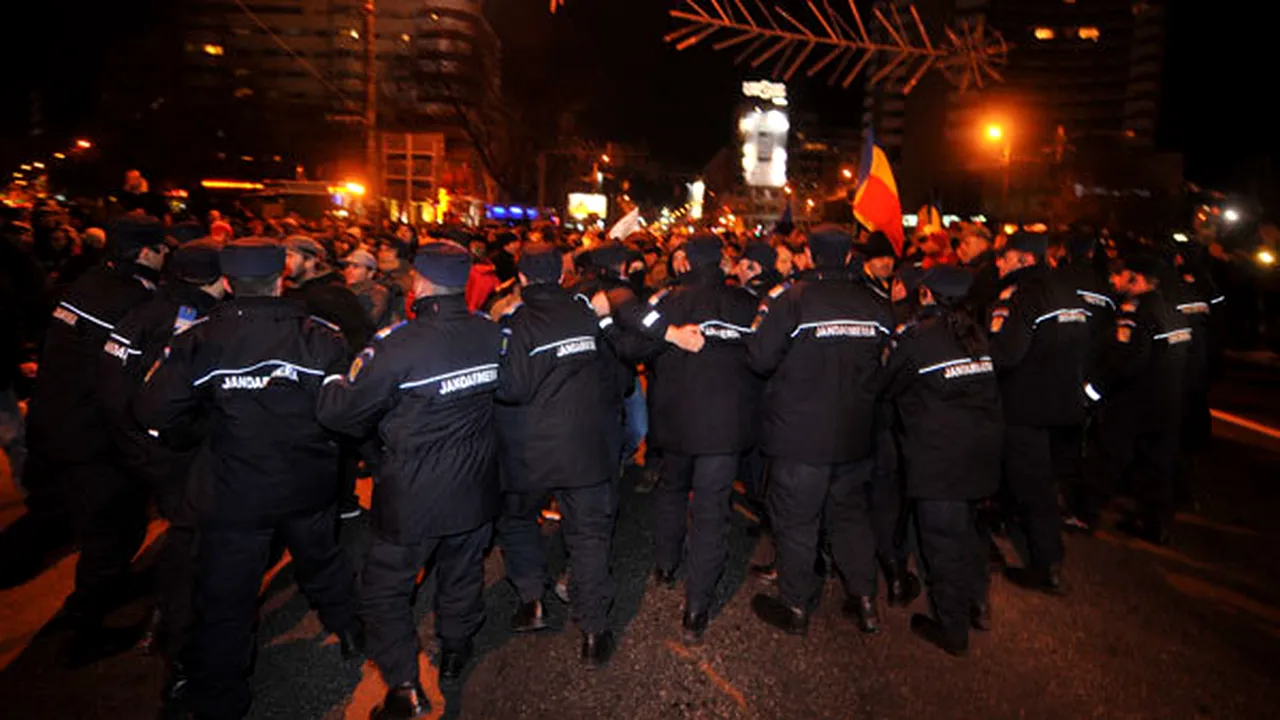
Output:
top-left (840, 168), bottom-right (854, 181)
top-left (1224, 208), bottom-right (1241, 224)
top-left (983, 123), bottom-right (1012, 215)
top-left (75, 139), bottom-right (92, 150)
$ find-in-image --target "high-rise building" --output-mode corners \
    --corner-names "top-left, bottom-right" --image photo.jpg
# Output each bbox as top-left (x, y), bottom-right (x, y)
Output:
top-left (182, 0), bottom-right (501, 205)
top-left (862, 0), bottom-right (1173, 217)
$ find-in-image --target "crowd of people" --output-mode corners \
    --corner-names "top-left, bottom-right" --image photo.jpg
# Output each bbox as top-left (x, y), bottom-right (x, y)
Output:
top-left (0, 194), bottom-right (1226, 720)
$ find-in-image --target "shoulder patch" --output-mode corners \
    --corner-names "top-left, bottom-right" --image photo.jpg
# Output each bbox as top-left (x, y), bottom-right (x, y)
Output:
top-left (173, 305), bottom-right (203, 335)
top-left (998, 284), bottom-right (1017, 301)
top-left (347, 347), bottom-right (375, 383)
top-left (374, 320), bottom-right (408, 341)
top-left (309, 315), bottom-right (342, 334)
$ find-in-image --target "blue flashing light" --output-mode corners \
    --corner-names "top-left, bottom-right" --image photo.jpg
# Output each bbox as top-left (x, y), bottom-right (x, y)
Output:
top-left (490, 206), bottom-right (508, 218)
top-left (509, 206), bottom-right (526, 218)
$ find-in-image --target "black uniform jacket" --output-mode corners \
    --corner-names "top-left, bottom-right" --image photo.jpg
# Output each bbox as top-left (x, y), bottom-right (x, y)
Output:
top-left (1098, 289), bottom-right (1190, 431)
top-left (99, 282), bottom-right (219, 491)
top-left (634, 267), bottom-right (759, 456)
top-left (1055, 259), bottom-right (1115, 383)
top-left (26, 261), bottom-right (158, 464)
top-left (881, 310), bottom-right (1003, 500)
top-left (317, 294), bottom-right (503, 543)
top-left (747, 268), bottom-right (892, 464)
top-left (135, 297), bottom-right (348, 526)
top-left (495, 284), bottom-right (613, 493)
top-left (987, 264), bottom-right (1090, 427)
top-left (286, 270), bottom-right (375, 351)
top-left (1169, 276), bottom-right (1212, 395)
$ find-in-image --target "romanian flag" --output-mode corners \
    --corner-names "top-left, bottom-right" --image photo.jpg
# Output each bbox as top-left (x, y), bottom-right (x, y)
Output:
top-left (853, 130), bottom-right (905, 256)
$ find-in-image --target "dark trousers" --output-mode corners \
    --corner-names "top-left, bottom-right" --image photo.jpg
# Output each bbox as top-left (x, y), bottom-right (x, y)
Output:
top-left (916, 499), bottom-right (984, 646)
top-left (768, 458), bottom-right (877, 609)
top-left (653, 453), bottom-right (737, 613)
top-left (1002, 426), bottom-right (1065, 569)
top-left (361, 524), bottom-right (492, 687)
top-left (62, 462), bottom-right (150, 622)
top-left (187, 507), bottom-right (355, 720)
top-left (1082, 420), bottom-right (1178, 528)
top-left (869, 424), bottom-right (907, 570)
top-left (498, 482), bottom-right (615, 633)
top-left (1048, 424), bottom-right (1084, 512)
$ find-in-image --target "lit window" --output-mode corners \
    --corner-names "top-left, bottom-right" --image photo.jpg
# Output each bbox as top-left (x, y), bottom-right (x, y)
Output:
top-left (203, 43), bottom-right (225, 56)
top-left (400, 33), bottom-right (411, 43)
top-left (1078, 26), bottom-right (1101, 41)
top-left (344, 28), bottom-right (360, 40)
top-left (1034, 27), bottom-right (1055, 40)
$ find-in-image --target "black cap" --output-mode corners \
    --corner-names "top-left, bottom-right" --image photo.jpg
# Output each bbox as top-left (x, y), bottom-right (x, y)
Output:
top-left (170, 238), bottom-right (223, 285)
top-left (109, 216), bottom-right (168, 259)
top-left (518, 242), bottom-right (563, 284)
top-left (589, 241), bottom-right (632, 270)
top-left (167, 220), bottom-right (205, 246)
top-left (1005, 233), bottom-right (1048, 260)
top-left (742, 241), bottom-right (777, 270)
top-left (898, 262), bottom-right (927, 293)
top-left (922, 266), bottom-right (974, 305)
top-left (1120, 252), bottom-right (1165, 279)
top-left (1067, 233), bottom-right (1096, 261)
top-left (863, 230), bottom-right (897, 260)
top-left (808, 225), bottom-right (853, 268)
top-left (413, 242), bottom-right (473, 288)
top-left (684, 233), bottom-right (723, 269)
top-left (220, 237), bottom-right (285, 278)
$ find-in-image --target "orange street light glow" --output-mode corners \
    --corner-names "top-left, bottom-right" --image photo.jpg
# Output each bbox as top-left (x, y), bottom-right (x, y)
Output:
top-left (75, 139), bottom-right (92, 149)
top-left (841, 168), bottom-right (854, 180)
top-left (344, 181), bottom-right (367, 196)
top-left (986, 124), bottom-right (1004, 142)
top-left (201, 179), bottom-right (265, 190)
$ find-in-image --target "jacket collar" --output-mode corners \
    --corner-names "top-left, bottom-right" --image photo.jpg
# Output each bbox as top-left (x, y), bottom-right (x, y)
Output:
top-left (412, 292), bottom-right (470, 319)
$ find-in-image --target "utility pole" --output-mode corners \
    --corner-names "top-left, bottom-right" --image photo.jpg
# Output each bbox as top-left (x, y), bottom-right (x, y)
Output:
top-left (363, 0), bottom-right (379, 210)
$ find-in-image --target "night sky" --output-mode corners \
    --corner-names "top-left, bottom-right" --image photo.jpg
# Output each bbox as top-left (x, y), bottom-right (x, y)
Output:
top-left (2, 0), bottom-right (1274, 195)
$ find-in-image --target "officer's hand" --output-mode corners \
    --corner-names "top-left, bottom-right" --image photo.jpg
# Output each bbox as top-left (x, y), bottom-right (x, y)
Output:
top-left (672, 250), bottom-right (691, 276)
top-left (19, 361), bottom-right (37, 379)
top-left (590, 291), bottom-right (612, 318)
top-left (665, 324), bottom-right (705, 353)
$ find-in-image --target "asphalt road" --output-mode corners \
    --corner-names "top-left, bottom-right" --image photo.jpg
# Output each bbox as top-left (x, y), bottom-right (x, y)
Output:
top-left (2, 360), bottom-right (1279, 719)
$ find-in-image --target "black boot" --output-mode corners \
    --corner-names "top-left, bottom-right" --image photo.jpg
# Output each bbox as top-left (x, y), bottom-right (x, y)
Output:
top-left (842, 595), bottom-right (881, 634)
top-left (681, 609), bottom-right (709, 646)
top-left (751, 594), bottom-right (809, 636)
top-left (581, 630), bottom-right (616, 668)
top-left (634, 466), bottom-right (661, 494)
top-left (438, 639), bottom-right (472, 683)
top-left (885, 561), bottom-right (922, 608)
top-left (337, 622), bottom-right (366, 659)
top-left (651, 567), bottom-right (678, 589)
top-left (910, 614), bottom-right (968, 657)
top-left (509, 599), bottom-right (549, 633)
top-left (158, 662), bottom-right (190, 720)
top-left (371, 682), bottom-right (431, 719)
top-left (65, 620), bottom-right (146, 669)
top-left (1005, 562), bottom-right (1066, 596)
top-left (138, 606), bottom-right (164, 656)
top-left (970, 601), bottom-right (992, 632)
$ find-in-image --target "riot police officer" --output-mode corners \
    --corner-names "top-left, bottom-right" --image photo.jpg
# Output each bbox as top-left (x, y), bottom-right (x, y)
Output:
top-left (495, 243), bottom-right (618, 666)
top-left (1082, 253), bottom-right (1190, 545)
top-left (317, 242), bottom-right (503, 720)
top-left (25, 216), bottom-right (169, 665)
top-left (859, 231), bottom-right (922, 608)
top-left (97, 237), bottom-right (225, 702)
top-left (636, 233), bottom-right (758, 644)
top-left (747, 226), bottom-right (892, 635)
top-left (880, 266), bottom-right (1002, 656)
top-left (987, 234), bottom-right (1089, 595)
top-left (135, 238), bottom-right (359, 720)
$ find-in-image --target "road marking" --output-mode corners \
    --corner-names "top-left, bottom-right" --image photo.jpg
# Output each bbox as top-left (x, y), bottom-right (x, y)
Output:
top-left (665, 639), bottom-right (750, 714)
top-left (1162, 570), bottom-right (1280, 628)
top-left (1211, 409), bottom-right (1280, 441)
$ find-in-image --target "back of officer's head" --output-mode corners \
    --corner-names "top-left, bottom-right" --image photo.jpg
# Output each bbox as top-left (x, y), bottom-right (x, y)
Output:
top-left (220, 238), bottom-right (285, 297)
top-left (109, 216), bottom-right (169, 269)
top-left (518, 242), bottom-right (563, 286)
top-left (413, 241), bottom-right (472, 297)
top-left (807, 225), bottom-right (853, 269)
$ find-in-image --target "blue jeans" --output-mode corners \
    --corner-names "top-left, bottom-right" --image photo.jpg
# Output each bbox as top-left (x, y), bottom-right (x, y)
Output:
top-left (621, 377), bottom-right (647, 464)
top-left (0, 389), bottom-right (26, 492)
